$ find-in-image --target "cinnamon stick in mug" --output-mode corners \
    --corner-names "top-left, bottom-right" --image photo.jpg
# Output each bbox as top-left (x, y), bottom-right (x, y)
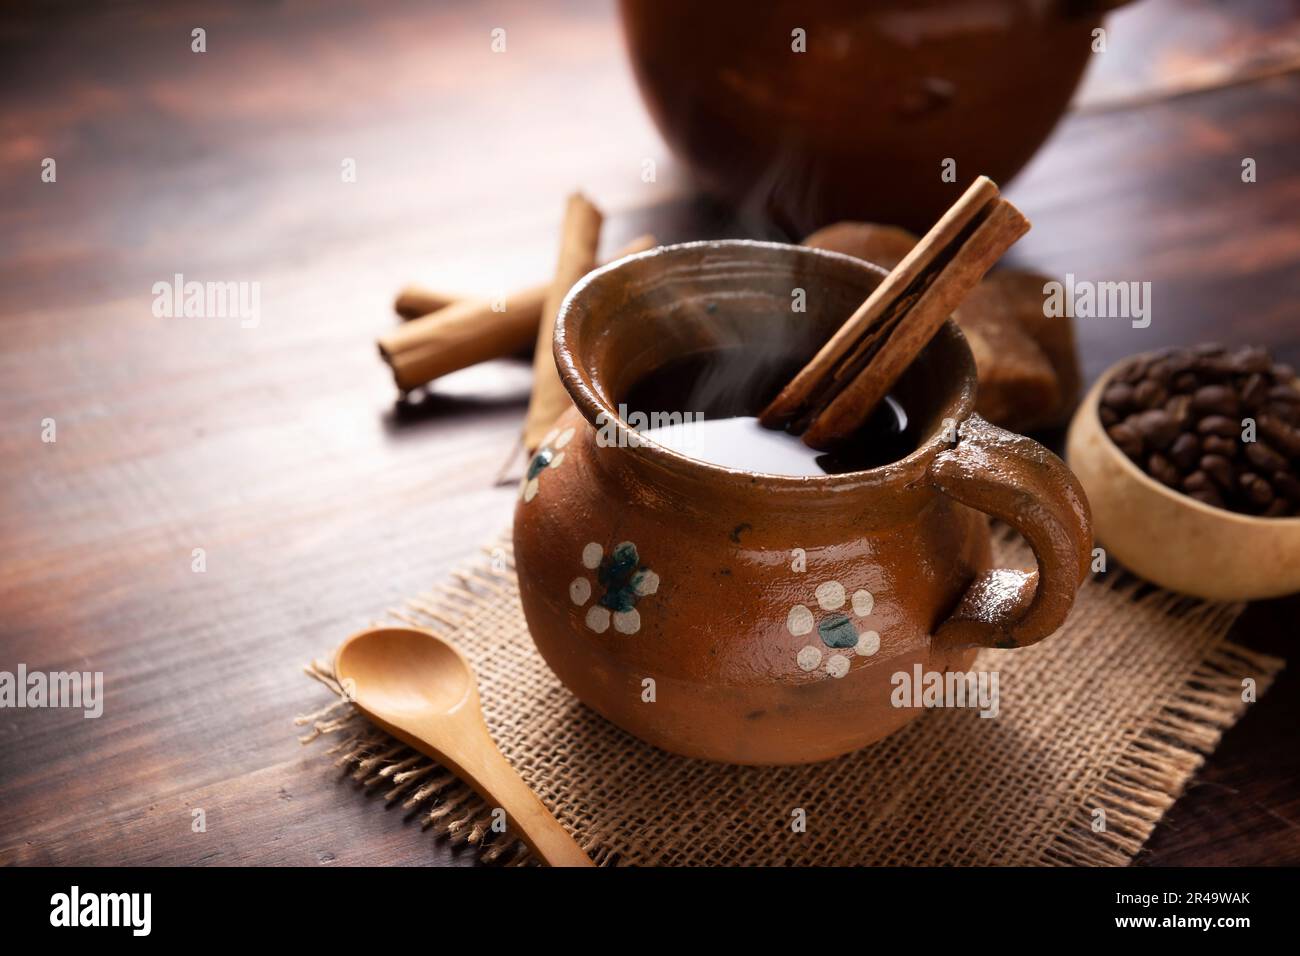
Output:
top-left (761, 176), bottom-right (1029, 450)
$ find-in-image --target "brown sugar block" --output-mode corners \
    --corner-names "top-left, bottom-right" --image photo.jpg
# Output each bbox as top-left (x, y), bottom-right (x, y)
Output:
top-left (802, 221), bottom-right (920, 270)
top-left (975, 270), bottom-right (1082, 427)
top-left (802, 222), bottom-right (1080, 432)
top-left (956, 282), bottom-right (1061, 432)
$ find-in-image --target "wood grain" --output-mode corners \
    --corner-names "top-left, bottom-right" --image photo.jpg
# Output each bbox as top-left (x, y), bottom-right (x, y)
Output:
top-left (1, 0), bottom-right (1296, 866)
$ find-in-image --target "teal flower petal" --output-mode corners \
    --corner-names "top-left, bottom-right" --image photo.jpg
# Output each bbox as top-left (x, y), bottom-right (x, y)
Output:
top-left (818, 613), bottom-right (858, 649)
top-left (526, 446), bottom-right (554, 480)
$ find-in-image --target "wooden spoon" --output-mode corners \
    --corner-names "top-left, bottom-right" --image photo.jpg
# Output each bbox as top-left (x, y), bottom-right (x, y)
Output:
top-left (334, 626), bottom-right (593, 867)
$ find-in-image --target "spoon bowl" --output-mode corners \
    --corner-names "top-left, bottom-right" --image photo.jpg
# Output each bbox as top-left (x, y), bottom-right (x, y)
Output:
top-left (335, 627), bottom-right (474, 716)
top-left (334, 626), bottom-right (593, 866)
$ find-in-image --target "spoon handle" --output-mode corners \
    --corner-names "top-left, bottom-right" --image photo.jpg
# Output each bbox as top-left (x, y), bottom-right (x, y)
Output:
top-left (455, 739), bottom-right (594, 867)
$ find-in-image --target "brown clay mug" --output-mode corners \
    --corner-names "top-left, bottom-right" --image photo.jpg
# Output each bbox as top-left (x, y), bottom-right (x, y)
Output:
top-left (513, 241), bottom-right (1092, 765)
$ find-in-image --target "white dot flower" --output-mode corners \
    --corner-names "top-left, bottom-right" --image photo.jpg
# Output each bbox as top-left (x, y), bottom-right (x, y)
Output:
top-left (520, 426), bottom-right (575, 503)
top-left (569, 540), bottom-right (658, 635)
top-left (788, 580), bottom-right (879, 679)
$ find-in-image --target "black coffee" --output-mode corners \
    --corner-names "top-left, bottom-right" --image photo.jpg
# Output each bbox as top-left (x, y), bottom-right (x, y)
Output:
top-left (621, 350), bottom-right (916, 476)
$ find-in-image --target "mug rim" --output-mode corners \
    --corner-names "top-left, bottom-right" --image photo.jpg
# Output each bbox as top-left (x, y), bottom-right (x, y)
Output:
top-left (553, 239), bottom-right (978, 490)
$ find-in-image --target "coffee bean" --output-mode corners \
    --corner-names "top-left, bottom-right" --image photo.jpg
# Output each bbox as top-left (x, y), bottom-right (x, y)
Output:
top-left (1274, 471), bottom-right (1300, 503)
top-left (1107, 422), bottom-right (1143, 459)
top-left (1165, 393), bottom-right (1192, 426)
top-left (1198, 357), bottom-right (1239, 380)
top-left (1134, 379), bottom-right (1167, 409)
top-left (1245, 440), bottom-right (1288, 474)
top-left (1102, 382), bottom-right (1136, 412)
top-left (1196, 415), bottom-right (1238, 438)
top-left (1187, 487), bottom-right (1225, 509)
top-left (1268, 383), bottom-right (1300, 405)
top-left (1239, 472), bottom-right (1275, 508)
top-left (1262, 399), bottom-right (1300, 426)
top-left (1183, 471), bottom-right (1226, 509)
top-left (1147, 452), bottom-right (1181, 487)
top-left (1199, 454), bottom-right (1234, 490)
top-left (1232, 347), bottom-right (1273, 374)
top-left (1169, 432), bottom-right (1200, 470)
top-left (1145, 360), bottom-right (1173, 386)
top-left (1263, 498), bottom-right (1292, 517)
top-left (1202, 434), bottom-right (1238, 458)
top-left (1114, 359), bottom-right (1143, 384)
top-left (1257, 415), bottom-right (1300, 458)
top-left (1191, 384), bottom-right (1239, 417)
top-left (1129, 409), bottom-right (1179, 450)
top-left (1108, 344), bottom-right (1297, 517)
top-left (1238, 373), bottom-right (1267, 409)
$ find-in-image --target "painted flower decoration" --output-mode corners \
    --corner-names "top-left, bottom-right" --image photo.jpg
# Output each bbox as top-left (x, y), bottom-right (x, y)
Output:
top-left (788, 581), bottom-right (879, 679)
top-left (520, 426), bottom-right (575, 503)
top-left (570, 540), bottom-right (659, 635)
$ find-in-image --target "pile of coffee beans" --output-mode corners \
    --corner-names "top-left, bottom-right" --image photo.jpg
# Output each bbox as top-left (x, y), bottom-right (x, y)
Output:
top-left (1099, 344), bottom-right (1300, 516)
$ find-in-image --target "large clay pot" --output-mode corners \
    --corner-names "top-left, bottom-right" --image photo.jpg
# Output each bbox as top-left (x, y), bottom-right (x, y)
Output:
top-left (513, 241), bottom-right (1092, 765)
top-left (619, 0), bottom-right (1129, 234)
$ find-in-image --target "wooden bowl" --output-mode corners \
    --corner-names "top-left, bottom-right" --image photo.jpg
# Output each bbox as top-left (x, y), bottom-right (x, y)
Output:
top-left (1066, 358), bottom-right (1300, 600)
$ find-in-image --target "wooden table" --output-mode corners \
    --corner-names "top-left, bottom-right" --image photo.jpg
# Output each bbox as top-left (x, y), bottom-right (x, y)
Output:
top-left (1, 0), bottom-right (1296, 866)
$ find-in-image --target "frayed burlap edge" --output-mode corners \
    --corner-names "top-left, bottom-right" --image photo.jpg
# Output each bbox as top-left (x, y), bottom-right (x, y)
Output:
top-left (296, 538), bottom-right (1283, 867)
top-left (1042, 624), bottom-right (1280, 865)
top-left (295, 544), bottom-right (596, 867)
top-left (295, 677), bottom-right (545, 866)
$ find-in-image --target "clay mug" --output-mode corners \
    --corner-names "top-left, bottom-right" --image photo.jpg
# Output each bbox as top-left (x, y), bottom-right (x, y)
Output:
top-left (513, 241), bottom-right (1092, 765)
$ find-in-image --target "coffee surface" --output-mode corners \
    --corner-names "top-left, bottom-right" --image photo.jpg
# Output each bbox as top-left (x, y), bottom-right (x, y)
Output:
top-left (623, 350), bottom-right (915, 476)
top-left (638, 409), bottom-right (907, 476)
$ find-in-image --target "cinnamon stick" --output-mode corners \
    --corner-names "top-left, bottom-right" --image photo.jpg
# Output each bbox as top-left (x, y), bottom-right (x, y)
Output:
top-left (394, 286), bottom-right (458, 320)
top-left (378, 285), bottom-right (548, 391)
top-left (760, 176), bottom-right (1030, 450)
top-left (523, 193), bottom-right (603, 452)
top-left (804, 200), bottom-right (1028, 448)
top-left (377, 235), bottom-right (654, 393)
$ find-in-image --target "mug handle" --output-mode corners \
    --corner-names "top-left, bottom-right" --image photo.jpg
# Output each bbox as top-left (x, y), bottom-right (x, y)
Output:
top-left (925, 415), bottom-right (1093, 650)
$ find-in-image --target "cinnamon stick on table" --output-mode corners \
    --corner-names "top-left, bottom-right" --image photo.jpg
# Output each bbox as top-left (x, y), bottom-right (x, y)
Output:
top-left (760, 176), bottom-right (1029, 450)
top-left (393, 286), bottom-right (458, 320)
top-left (377, 235), bottom-right (654, 393)
top-left (378, 285), bottom-right (549, 391)
top-left (523, 193), bottom-right (604, 452)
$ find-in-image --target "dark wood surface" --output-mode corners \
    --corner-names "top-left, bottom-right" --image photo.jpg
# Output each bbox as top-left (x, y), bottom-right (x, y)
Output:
top-left (1, 0), bottom-right (1297, 867)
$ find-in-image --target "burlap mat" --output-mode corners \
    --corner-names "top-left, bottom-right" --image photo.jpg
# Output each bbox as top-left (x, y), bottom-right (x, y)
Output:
top-left (298, 531), bottom-right (1283, 866)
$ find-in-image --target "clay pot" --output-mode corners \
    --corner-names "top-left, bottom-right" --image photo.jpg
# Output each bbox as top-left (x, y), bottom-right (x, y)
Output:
top-left (619, 0), bottom-right (1129, 234)
top-left (513, 241), bottom-right (1092, 765)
